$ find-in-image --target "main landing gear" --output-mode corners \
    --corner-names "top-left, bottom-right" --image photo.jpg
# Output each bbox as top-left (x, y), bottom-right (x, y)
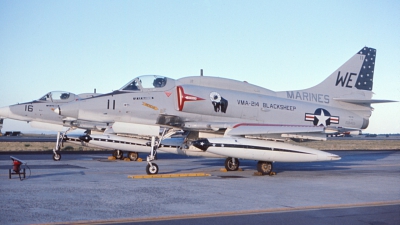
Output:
top-left (112, 150), bottom-right (124, 160)
top-left (112, 150), bottom-right (140, 161)
top-left (257, 161), bottom-right (273, 175)
top-left (127, 152), bottom-right (139, 161)
top-left (224, 157), bottom-right (240, 171)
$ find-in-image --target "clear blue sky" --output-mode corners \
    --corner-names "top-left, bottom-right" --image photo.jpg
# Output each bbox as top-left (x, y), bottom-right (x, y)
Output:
top-left (1, 0), bottom-right (399, 134)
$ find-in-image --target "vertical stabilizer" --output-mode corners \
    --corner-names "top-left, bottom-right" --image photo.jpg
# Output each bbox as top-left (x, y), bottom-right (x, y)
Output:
top-left (278, 47), bottom-right (377, 105)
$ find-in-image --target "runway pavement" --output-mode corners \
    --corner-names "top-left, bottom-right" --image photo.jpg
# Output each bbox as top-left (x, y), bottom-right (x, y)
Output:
top-left (0, 150), bottom-right (399, 225)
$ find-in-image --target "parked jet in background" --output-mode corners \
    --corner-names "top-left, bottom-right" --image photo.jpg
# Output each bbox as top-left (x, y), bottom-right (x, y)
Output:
top-left (55, 47), bottom-right (395, 175)
top-left (0, 91), bottom-right (140, 160)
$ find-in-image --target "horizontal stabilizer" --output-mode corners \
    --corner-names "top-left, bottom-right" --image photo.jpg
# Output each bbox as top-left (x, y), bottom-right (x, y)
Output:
top-left (333, 98), bottom-right (397, 104)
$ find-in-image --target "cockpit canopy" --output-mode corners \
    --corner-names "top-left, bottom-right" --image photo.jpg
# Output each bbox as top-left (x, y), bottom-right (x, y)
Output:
top-left (38, 91), bottom-right (77, 103)
top-left (120, 75), bottom-right (170, 91)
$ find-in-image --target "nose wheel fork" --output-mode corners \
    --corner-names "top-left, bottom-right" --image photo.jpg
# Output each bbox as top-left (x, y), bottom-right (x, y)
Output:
top-left (145, 129), bottom-right (174, 175)
top-left (53, 151), bottom-right (61, 161)
top-left (146, 136), bottom-right (159, 175)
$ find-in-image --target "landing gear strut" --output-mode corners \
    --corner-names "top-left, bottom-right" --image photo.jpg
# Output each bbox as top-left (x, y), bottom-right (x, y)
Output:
top-left (225, 157), bottom-right (240, 171)
top-left (257, 161), bottom-right (273, 175)
top-left (145, 128), bottom-right (175, 175)
top-left (52, 128), bottom-right (72, 161)
top-left (146, 136), bottom-right (159, 175)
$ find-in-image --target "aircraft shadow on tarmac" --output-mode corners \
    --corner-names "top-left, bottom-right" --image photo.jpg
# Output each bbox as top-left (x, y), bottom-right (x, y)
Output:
top-left (186, 150), bottom-right (399, 173)
top-left (27, 171), bottom-right (86, 179)
top-left (1, 164), bottom-right (87, 179)
top-left (332, 150), bottom-right (399, 162)
top-left (0, 164), bottom-right (86, 170)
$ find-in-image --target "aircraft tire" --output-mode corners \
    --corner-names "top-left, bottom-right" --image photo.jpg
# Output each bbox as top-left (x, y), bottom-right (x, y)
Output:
top-left (113, 150), bottom-right (124, 160)
top-left (146, 163), bottom-right (159, 175)
top-left (257, 161), bottom-right (273, 175)
top-left (224, 157), bottom-right (240, 171)
top-left (53, 153), bottom-right (61, 161)
top-left (128, 152), bottom-right (139, 161)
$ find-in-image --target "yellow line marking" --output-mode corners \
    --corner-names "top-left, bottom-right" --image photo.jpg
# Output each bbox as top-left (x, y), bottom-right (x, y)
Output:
top-left (40, 200), bottom-right (400, 225)
top-left (128, 173), bottom-right (210, 179)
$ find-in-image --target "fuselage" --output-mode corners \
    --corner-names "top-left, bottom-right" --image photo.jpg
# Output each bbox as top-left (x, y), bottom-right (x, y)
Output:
top-left (0, 91), bottom-right (106, 131)
top-left (57, 75), bottom-right (367, 131)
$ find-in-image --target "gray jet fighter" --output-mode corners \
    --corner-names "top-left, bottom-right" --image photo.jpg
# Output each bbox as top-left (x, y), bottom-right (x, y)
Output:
top-left (0, 91), bottom-right (118, 160)
top-left (55, 47), bottom-right (396, 175)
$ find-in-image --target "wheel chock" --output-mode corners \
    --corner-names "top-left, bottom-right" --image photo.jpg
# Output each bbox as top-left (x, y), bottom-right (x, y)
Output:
top-left (238, 168), bottom-right (244, 171)
top-left (108, 156), bottom-right (116, 160)
top-left (124, 158), bottom-right (131, 161)
top-left (253, 171), bottom-right (276, 176)
top-left (137, 158), bottom-right (143, 162)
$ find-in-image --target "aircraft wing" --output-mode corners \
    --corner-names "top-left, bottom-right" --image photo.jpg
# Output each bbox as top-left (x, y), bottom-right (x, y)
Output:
top-left (225, 123), bottom-right (325, 136)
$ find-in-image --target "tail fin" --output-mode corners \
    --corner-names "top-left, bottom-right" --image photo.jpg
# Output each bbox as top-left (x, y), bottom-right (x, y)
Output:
top-left (277, 47), bottom-right (396, 106)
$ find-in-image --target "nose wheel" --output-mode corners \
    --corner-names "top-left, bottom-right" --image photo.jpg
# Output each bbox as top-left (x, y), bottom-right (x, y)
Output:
top-left (146, 163), bottom-right (159, 175)
top-left (53, 151), bottom-right (61, 161)
top-left (52, 128), bottom-right (73, 161)
top-left (144, 129), bottom-right (174, 175)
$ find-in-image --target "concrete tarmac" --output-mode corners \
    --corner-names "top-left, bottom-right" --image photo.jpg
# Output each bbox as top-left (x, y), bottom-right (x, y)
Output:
top-left (0, 150), bottom-right (399, 225)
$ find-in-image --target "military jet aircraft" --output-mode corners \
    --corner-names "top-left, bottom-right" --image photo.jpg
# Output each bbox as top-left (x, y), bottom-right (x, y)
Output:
top-left (55, 47), bottom-right (396, 175)
top-left (0, 91), bottom-right (131, 160)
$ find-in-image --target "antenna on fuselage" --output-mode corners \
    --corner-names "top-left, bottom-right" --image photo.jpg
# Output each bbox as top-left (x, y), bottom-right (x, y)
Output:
top-left (200, 69), bottom-right (203, 76)
top-left (94, 88), bottom-right (96, 94)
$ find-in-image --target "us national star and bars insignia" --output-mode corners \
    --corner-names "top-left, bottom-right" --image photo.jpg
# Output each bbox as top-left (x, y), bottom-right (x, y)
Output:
top-left (305, 108), bottom-right (339, 126)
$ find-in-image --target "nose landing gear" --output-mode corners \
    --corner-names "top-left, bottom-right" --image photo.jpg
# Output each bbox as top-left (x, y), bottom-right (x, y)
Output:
top-left (52, 128), bottom-right (74, 161)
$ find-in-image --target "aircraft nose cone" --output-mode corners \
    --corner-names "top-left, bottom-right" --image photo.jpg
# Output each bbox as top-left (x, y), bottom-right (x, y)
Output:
top-left (0, 106), bottom-right (10, 118)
